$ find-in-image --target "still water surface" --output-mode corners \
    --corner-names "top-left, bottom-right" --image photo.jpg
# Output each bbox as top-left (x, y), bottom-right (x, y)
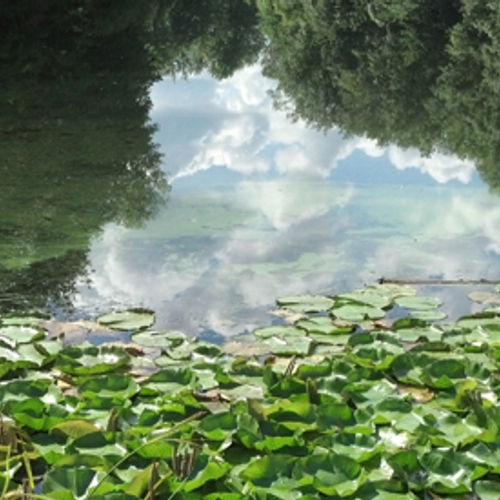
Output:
top-left (69, 68), bottom-right (500, 338)
top-left (3, 3), bottom-right (500, 338)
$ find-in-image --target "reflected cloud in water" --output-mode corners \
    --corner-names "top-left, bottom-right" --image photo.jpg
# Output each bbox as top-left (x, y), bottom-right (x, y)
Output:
top-left (76, 66), bottom-right (499, 337)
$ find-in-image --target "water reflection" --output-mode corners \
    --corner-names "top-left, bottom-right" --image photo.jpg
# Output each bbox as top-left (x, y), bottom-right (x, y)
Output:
top-left (2, 1), bottom-right (500, 338)
top-left (0, 4), bottom-right (168, 311)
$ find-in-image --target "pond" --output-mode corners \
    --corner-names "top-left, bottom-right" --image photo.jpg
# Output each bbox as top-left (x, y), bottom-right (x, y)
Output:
top-left (2, 1), bottom-right (500, 340)
top-left (3, 4), bottom-right (500, 499)
top-left (74, 73), bottom-right (500, 339)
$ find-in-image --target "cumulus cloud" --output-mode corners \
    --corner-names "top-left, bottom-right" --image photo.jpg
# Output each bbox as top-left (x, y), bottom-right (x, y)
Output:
top-left (151, 64), bottom-right (477, 185)
top-left (234, 179), bottom-right (355, 231)
top-left (387, 147), bottom-right (475, 184)
top-left (74, 68), bottom-right (489, 337)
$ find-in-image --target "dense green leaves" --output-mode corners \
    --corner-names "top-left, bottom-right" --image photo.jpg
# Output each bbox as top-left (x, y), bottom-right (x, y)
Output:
top-left (0, 285), bottom-right (500, 498)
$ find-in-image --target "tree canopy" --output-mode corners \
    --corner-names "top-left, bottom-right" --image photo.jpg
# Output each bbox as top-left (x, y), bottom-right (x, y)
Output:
top-left (257, 0), bottom-right (500, 189)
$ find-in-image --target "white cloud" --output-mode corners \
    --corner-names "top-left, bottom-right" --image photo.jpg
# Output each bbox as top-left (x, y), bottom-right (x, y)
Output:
top-left (152, 64), bottom-right (477, 185)
top-left (234, 179), bottom-right (355, 231)
top-left (74, 68), bottom-right (490, 337)
top-left (388, 147), bottom-right (475, 184)
top-left (78, 182), bottom-right (500, 338)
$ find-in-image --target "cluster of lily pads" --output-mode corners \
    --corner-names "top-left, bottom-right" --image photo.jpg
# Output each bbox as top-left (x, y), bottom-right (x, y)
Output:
top-left (0, 283), bottom-right (500, 499)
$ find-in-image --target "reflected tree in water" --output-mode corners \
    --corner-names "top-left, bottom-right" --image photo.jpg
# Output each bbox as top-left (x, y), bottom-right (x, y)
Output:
top-left (0, 0), bottom-right (264, 312)
top-left (258, 0), bottom-right (500, 189)
top-left (6, 0), bottom-right (500, 312)
top-left (0, 1), bottom-right (168, 311)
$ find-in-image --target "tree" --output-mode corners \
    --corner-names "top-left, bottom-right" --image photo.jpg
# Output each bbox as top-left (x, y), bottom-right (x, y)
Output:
top-left (258, 0), bottom-right (500, 189)
top-left (150, 0), bottom-right (265, 79)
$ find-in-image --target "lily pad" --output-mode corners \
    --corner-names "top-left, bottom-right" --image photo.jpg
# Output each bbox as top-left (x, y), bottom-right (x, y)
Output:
top-left (338, 287), bottom-right (392, 309)
top-left (55, 345), bottom-right (131, 375)
top-left (253, 325), bottom-right (305, 339)
top-left (276, 295), bottom-right (334, 313)
top-left (395, 295), bottom-right (442, 310)
top-left (264, 335), bottom-right (313, 356)
top-left (97, 309), bottom-right (155, 331)
top-left (456, 312), bottom-right (500, 329)
top-left (331, 303), bottom-right (385, 322)
top-left (0, 325), bottom-right (45, 344)
top-left (375, 283), bottom-right (417, 298)
top-left (468, 291), bottom-right (500, 305)
top-left (295, 316), bottom-right (352, 335)
top-left (131, 329), bottom-right (186, 347)
top-left (409, 309), bottom-right (447, 321)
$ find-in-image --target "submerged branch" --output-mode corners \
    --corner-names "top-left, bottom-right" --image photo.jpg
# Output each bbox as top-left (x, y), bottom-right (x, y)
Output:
top-left (378, 277), bottom-right (500, 286)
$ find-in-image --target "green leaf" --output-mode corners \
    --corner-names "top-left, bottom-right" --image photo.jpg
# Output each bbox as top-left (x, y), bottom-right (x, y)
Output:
top-left (198, 411), bottom-right (237, 440)
top-left (338, 287), bottom-right (393, 309)
top-left (0, 378), bottom-right (51, 402)
top-left (395, 295), bottom-right (442, 310)
top-left (276, 295), bottom-right (334, 313)
top-left (466, 442), bottom-right (500, 473)
top-left (292, 452), bottom-right (363, 496)
top-left (264, 335), bottom-right (313, 356)
top-left (421, 449), bottom-right (479, 494)
top-left (331, 303), bottom-right (385, 322)
top-left (131, 329), bottom-right (187, 347)
top-left (78, 374), bottom-right (139, 400)
top-left (317, 434), bottom-right (382, 462)
top-left (141, 366), bottom-right (193, 395)
top-left (372, 398), bottom-right (412, 425)
top-left (253, 325), bottom-right (305, 339)
top-left (70, 431), bottom-right (127, 459)
top-left (51, 419), bottom-right (101, 439)
top-left (295, 316), bottom-right (352, 335)
top-left (391, 351), bottom-right (432, 385)
top-left (342, 379), bottom-right (398, 405)
top-left (475, 480), bottom-right (500, 500)
top-left (184, 457), bottom-right (231, 491)
top-left (31, 433), bottom-right (67, 465)
top-left (266, 395), bottom-right (315, 430)
top-left (1, 313), bottom-right (46, 327)
top-left (375, 283), bottom-right (416, 298)
top-left (43, 467), bottom-right (99, 498)
top-left (97, 309), bottom-right (155, 331)
top-left (468, 291), bottom-right (500, 304)
top-left (422, 358), bottom-right (466, 389)
top-left (410, 310), bottom-right (447, 321)
top-left (55, 345), bottom-right (130, 375)
top-left (434, 412), bottom-right (483, 447)
top-left (387, 449), bottom-right (422, 481)
top-left (241, 455), bottom-right (296, 487)
top-left (12, 398), bottom-right (68, 431)
top-left (456, 312), bottom-right (500, 329)
top-left (0, 324), bottom-right (45, 344)
top-left (316, 402), bottom-right (355, 429)
top-left (125, 464), bottom-right (157, 497)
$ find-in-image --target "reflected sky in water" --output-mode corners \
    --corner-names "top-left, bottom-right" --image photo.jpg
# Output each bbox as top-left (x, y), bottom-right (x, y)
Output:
top-left (75, 65), bottom-right (500, 337)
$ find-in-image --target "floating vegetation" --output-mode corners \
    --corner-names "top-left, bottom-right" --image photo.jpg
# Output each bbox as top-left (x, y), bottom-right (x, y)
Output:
top-left (0, 285), bottom-right (499, 498)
